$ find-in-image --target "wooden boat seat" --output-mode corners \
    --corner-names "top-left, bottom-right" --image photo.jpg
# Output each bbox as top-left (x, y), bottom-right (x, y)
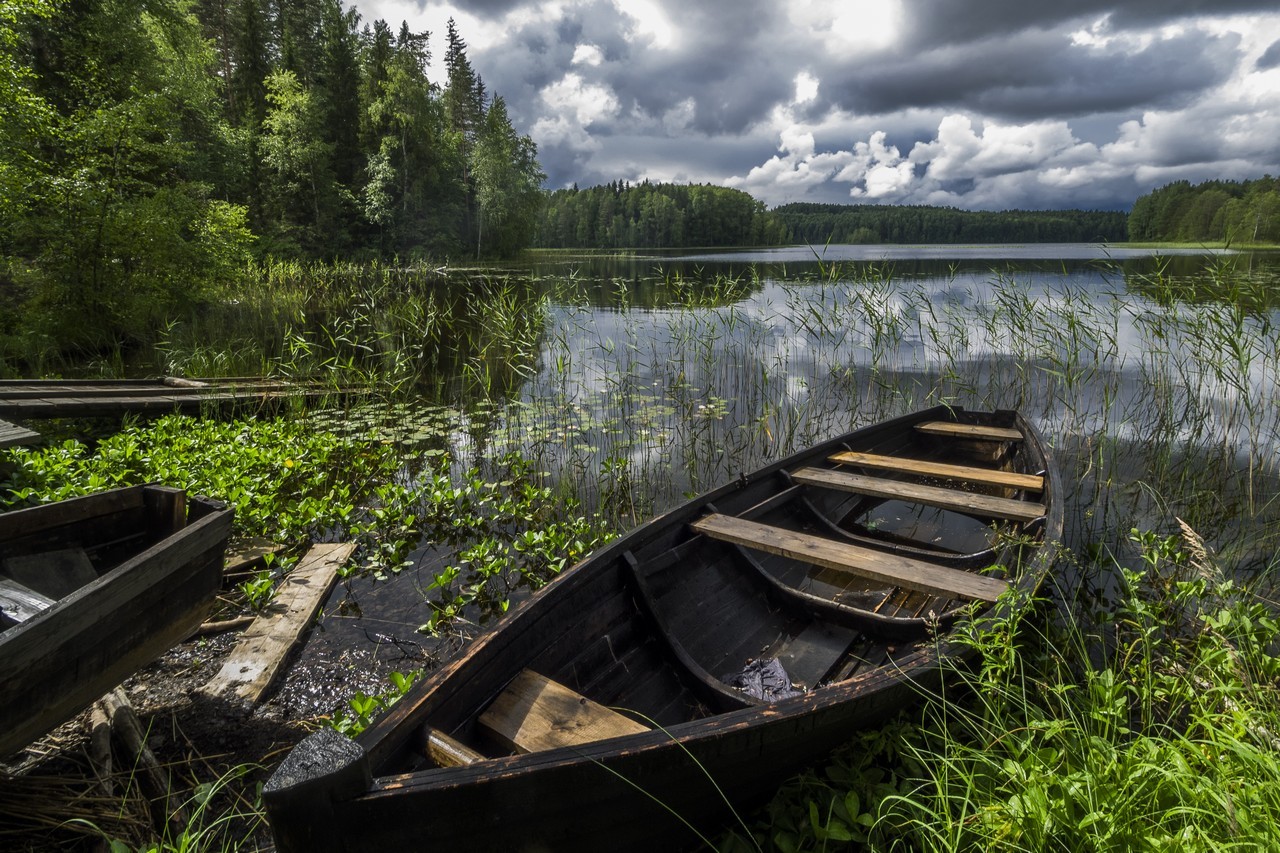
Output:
top-left (0, 577), bottom-right (54, 625)
top-left (691, 514), bottom-right (1010, 603)
top-left (792, 467), bottom-right (1045, 523)
top-left (478, 669), bottom-right (650, 754)
top-left (915, 421), bottom-right (1023, 441)
top-left (828, 450), bottom-right (1044, 492)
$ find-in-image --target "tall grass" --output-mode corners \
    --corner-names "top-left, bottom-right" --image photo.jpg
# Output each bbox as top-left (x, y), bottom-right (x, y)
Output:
top-left (729, 527), bottom-right (1280, 852)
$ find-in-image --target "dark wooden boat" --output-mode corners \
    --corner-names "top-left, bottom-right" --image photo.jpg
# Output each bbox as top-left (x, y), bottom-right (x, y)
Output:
top-left (0, 485), bottom-right (233, 757)
top-left (264, 406), bottom-right (1061, 852)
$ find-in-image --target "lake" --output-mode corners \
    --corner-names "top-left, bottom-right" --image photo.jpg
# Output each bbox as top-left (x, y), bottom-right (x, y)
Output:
top-left (267, 243), bottom-right (1280, 682)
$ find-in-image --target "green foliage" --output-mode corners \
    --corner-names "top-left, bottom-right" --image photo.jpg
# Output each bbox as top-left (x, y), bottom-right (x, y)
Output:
top-left (0, 415), bottom-right (421, 569)
top-left (775, 201), bottom-right (1129, 245)
top-left (735, 529), bottom-right (1280, 852)
top-left (1, 1), bottom-right (546, 362)
top-left (1129, 177), bottom-right (1280, 245)
top-left (535, 181), bottom-right (788, 249)
top-left (330, 670), bottom-right (422, 736)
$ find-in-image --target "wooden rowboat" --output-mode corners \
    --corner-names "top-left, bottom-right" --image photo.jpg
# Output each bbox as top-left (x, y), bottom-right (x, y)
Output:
top-left (0, 485), bottom-right (233, 757)
top-left (264, 406), bottom-right (1061, 851)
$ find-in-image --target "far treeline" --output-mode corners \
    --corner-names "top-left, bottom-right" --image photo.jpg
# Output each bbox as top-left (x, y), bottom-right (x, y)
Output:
top-left (1128, 177), bottom-right (1280, 244)
top-left (771, 203), bottom-right (1129, 245)
top-left (1, 0), bottom-right (542, 354)
top-left (534, 182), bottom-right (789, 249)
top-left (531, 184), bottom-right (1130, 248)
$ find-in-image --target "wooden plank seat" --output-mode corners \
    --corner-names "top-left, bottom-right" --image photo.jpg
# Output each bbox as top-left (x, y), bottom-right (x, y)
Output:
top-left (0, 577), bottom-right (54, 625)
top-left (690, 514), bottom-right (1010, 603)
top-left (792, 467), bottom-right (1046, 523)
top-left (478, 669), bottom-right (650, 754)
top-left (828, 450), bottom-right (1044, 492)
top-left (915, 421), bottom-right (1023, 441)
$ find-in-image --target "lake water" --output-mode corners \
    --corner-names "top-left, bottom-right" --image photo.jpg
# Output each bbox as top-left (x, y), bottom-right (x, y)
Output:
top-left (281, 243), bottom-right (1280, 692)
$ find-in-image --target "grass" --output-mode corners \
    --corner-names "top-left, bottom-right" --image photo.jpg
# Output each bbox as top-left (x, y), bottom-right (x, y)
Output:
top-left (4, 247), bottom-right (1280, 849)
top-left (726, 528), bottom-right (1280, 852)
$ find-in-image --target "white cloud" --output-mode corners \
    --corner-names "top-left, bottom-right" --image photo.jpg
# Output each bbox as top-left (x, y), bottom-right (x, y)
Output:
top-left (532, 73), bottom-right (621, 151)
top-left (572, 44), bottom-right (604, 67)
top-left (789, 0), bottom-right (904, 53)
top-left (793, 71), bottom-right (819, 104)
top-left (612, 0), bottom-right (675, 48)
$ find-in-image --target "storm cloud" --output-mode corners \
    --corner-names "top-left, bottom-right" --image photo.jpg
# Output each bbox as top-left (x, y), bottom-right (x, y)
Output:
top-left (354, 0), bottom-right (1280, 210)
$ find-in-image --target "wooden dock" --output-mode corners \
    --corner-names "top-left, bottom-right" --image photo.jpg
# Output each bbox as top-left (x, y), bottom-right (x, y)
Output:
top-left (0, 419), bottom-right (40, 449)
top-left (0, 377), bottom-right (344, 421)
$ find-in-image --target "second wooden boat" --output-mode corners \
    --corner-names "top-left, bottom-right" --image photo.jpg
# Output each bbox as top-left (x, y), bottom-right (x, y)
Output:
top-left (265, 405), bottom-right (1061, 851)
top-left (0, 484), bottom-right (233, 757)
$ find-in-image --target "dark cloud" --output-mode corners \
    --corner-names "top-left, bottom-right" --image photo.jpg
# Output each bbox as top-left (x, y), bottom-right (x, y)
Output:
top-left (355, 1), bottom-right (1280, 211)
top-left (901, 0), bottom-right (1279, 48)
top-left (820, 29), bottom-right (1238, 120)
top-left (1259, 39), bottom-right (1280, 69)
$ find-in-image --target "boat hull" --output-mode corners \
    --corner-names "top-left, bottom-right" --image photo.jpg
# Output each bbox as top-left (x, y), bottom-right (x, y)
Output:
top-left (265, 405), bottom-right (1060, 851)
top-left (0, 485), bottom-right (233, 757)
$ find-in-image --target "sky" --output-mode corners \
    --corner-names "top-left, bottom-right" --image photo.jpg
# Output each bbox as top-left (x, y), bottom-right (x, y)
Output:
top-left (351, 0), bottom-right (1280, 211)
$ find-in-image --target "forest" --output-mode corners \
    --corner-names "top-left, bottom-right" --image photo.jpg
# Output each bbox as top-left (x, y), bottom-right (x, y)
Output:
top-left (773, 203), bottom-right (1129, 245)
top-left (533, 182), bottom-right (790, 249)
top-left (1127, 177), bottom-right (1280, 244)
top-left (1, 0), bottom-right (543, 352)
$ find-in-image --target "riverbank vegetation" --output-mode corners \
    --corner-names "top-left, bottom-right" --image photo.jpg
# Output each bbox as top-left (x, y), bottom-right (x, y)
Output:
top-left (0, 0), bottom-right (543, 359)
top-left (1128, 177), bottom-right (1280, 245)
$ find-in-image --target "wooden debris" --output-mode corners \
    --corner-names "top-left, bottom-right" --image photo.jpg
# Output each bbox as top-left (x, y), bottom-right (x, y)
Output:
top-left (190, 615), bottom-right (255, 638)
top-left (87, 704), bottom-right (114, 799)
top-left (200, 542), bottom-right (355, 705)
top-left (95, 687), bottom-right (186, 835)
top-left (223, 538), bottom-right (286, 580)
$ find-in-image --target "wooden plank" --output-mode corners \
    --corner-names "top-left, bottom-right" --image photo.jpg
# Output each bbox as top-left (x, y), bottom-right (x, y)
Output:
top-left (792, 467), bottom-right (1046, 523)
top-left (2, 547), bottom-right (97, 598)
top-left (422, 727), bottom-right (484, 767)
top-left (0, 418), bottom-right (40, 448)
top-left (0, 577), bottom-right (55, 623)
top-left (200, 542), bottom-right (355, 704)
top-left (690, 514), bottom-right (1010, 603)
top-left (915, 421), bottom-right (1022, 441)
top-left (770, 621), bottom-right (860, 690)
top-left (828, 450), bottom-right (1044, 492)
top-left (478, 669), bottom-right (650, 754)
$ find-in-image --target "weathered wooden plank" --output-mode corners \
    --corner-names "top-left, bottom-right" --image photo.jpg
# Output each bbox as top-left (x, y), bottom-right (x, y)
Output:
top-left (915, 421), bottom-right (1023, 441)
top-left (828, 450), bottom-right (1044, 492)
top-left (422, 728), bottom-right (485, 767)
top-left (690, 514), bottom-right (1010, 603)
top-left (0, 418), bottom-right (40, 448)
top-left (770, 622), bottom-right (861, 690)
top-left (0, 577), bottom-right (55, 623)
top-left (478, 669), bottom-right (650, 754)
top-left (792, 467), bottom-right (1046, 522)
top-left (200, 542), bottom-right (355, 704)
top-left (2, 547), bottom-right (97, 598)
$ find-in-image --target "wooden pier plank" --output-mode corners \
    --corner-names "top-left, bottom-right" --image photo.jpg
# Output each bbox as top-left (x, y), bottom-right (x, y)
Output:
top-left (0, 377), bottom-right (347, 419)
top-left (0, 418), bottom-right (40, 449)
top-left (200, 542), bottom-right (355, 704)
top-left (691, 513), bottom-right (1009, 603)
